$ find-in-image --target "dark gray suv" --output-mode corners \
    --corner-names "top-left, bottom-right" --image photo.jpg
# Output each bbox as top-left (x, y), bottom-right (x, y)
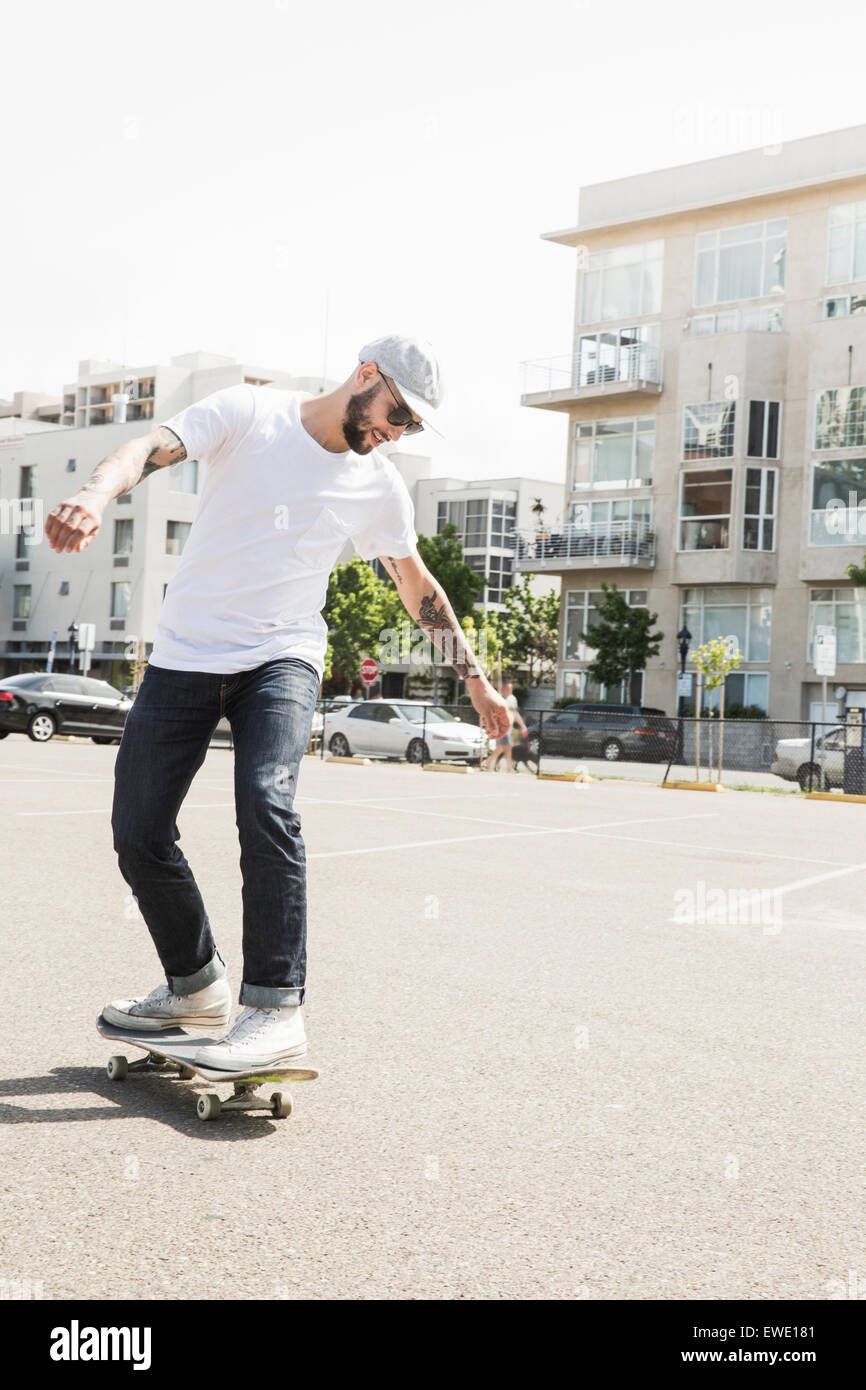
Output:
top-left (526, 703), bottom-right (677, 763)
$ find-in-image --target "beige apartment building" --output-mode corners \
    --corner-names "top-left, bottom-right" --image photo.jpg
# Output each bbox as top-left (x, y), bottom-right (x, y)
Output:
top-left (518, 122), bottom-right (866, 721)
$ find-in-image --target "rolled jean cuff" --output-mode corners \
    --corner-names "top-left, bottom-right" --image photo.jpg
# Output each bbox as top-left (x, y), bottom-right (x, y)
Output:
top-left (240, 982), bottom-right (305, 1008)
top-left (169, 948), bottom-right (226, 996)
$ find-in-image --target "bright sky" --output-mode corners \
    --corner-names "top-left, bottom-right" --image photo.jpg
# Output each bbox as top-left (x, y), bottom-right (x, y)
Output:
top-left (3, 0), bottom-right (866, 482)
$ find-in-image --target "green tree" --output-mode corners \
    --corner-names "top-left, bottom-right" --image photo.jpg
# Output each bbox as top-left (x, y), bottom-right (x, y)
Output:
top-left (416, 523), bottom-right (484, 623)
top-left (846, 554), bottom-right (866, 586)
top-left (322, 557), bottom-right (393, 688)
top-left (495, 573), bottom-right (559, 686)
top-left (579, 582), bottom-right (663, 697)
top-left (690, 636), bottom-right (743, 782)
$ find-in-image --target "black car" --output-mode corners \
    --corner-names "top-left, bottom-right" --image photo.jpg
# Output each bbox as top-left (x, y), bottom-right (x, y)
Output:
top-left (0, 672), bottom-right (131, 743)
top-left (525, 703), bottom-right (677, 763)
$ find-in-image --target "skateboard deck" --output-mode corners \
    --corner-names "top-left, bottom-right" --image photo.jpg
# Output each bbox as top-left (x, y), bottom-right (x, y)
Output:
top-left (96, 1014), bottom-right (318, 1122)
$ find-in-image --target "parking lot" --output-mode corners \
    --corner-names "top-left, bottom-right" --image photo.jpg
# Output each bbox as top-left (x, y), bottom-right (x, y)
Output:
top-left (2, 738), bottom-right (864, 1299)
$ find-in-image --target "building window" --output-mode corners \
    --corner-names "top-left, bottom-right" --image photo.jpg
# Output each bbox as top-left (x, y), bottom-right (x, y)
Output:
top-left (18, 465), bottom-right (36, 498)
top-left (170, 457), bottom-right (199, 494)
top-left (579, 240), bottom-right (663, 323)
top-left (111, 581), bottom-right (131, 619)
top-left (564, 588), bottom-right (649, 662)
top-left (679, 469), bottom-right (733, 550)
top-left (681, 586), bottom-right (772, 663)
top-left (690, 305), bottom-right (783, 334)
top-left (702, 671), bottom-right (770, 715)
top-left (570, 497), bottom-right (652, 533)
top-left (490, 499), bottom-right (517, 547)
top-left (13, 585), bottom-right (31, 619)
top-left (166, 520), bottom-right (192, 556)
top-left (464, 500), bottom-right (488, 548)
top-left (808, 588), bottom-right (866, 663)
top-left (487, 554), bottom-right (513, 605)
top-left (814, 386), bottom-right (866, 450)
top-left (743, 468), bottom-right (777, 551)
top-left (683, 401), bottom-right (736, 460)
top-left (694, 218), bottom-right (787, 306)
top-left (826, 201), bottom-right (866, 286)
top-left (572, 416), bottom-right (655, 490)
top-left (113, 518), bottom-right (133, 558)
top-left (66, 458), bottom-right (76, 472)
top-left (810, 458), bottom-right (866, 545)
top-left (747, 401), bottom-right (781, 458)
top-left (824, 293), bottom-right (866, 318)
top-left (59, 581), bottom-right (70, 595)
top-left (575, 324), bottom-right (660, 385)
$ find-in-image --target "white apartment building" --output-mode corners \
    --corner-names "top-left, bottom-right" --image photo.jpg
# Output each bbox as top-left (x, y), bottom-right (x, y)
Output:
top-left (519, 122), bottom-right (866, 720)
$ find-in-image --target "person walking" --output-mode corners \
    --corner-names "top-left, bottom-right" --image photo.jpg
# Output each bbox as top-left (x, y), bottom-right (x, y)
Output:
top-left (485, 679), bottom-right (527, 773)
top-left (45, 336), bottom-right (511, 1071)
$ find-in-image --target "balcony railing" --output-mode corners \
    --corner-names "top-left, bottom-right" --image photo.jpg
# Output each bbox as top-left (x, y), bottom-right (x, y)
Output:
top-left (513, 521), bottom-right (655, 567)
top-left (521, 344), bottom-right (662, 402)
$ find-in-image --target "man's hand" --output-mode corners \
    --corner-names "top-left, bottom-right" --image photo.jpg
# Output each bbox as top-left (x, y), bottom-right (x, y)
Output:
top-left (45, 492), bottom-right (107, 554)
top-left (469, 679), bottom-right (511, 741)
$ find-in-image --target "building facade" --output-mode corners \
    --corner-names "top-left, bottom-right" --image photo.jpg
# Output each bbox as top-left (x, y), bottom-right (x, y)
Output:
top-left (518, 122), bottom-right (866, 720)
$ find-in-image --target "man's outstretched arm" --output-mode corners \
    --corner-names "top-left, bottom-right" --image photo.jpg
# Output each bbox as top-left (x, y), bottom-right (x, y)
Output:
top-left (379, 550), bottom-right (511, 740)
top-left (44, 426), bottom-right (187, 554)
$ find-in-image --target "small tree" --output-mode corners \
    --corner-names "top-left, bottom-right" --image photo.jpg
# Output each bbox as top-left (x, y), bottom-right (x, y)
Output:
top-left (845, 555), bottom-right (866, 586)
top-left (690, 637), bottom-right (743, 782)
top-left (494, 573), bottom-right (560, 686)
top-left (579, 582), bottom-right (663, 700)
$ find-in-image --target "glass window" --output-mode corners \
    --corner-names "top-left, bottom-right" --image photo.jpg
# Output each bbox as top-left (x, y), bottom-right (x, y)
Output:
top-left (679, 469), bottom-right (732, 551)
top-left (747, 401), bottom-right (781, 458)
top-left (113, 518), bottom-right (133, 556)
top-left (571, 416), bottom-right (655, 490)
top-left (111, 581), bottom-right (131, 618)
top-left (13, 585), bottom-right (31, 619)
top-left (694, 218), bottom-right (787, 306)
top-left (579, 240), bottom-right (663, 323)
top-left (683, 401), bottom-right (736, 460)
top-left (826, 201), bottom-right (866, 285)
top-left (814, 386), bottom-right (866, 450)
top-left (809, 458), bottom-right (866, 545)
top-left (681, 587), bottom-right (772, 663)
top-left (808, 588), bottom-right (866, 663)
top-left (166, 521), bottom-right (192, 556)
top-left (564, 588), bottom-right (649, 661)
top-left (743, 467), bottom-right (777, 551)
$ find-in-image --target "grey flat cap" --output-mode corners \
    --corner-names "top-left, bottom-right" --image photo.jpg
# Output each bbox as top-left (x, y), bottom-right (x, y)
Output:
top-left (358, 334), bottom-right (445, 438)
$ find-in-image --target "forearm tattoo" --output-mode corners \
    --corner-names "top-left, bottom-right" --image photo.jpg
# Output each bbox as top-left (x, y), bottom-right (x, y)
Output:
top-left (387, 556), bottom-right (404, 585)
top-left (80, 427), bottom-right (186, 499)
top-left (417, 586), bottom-right (482, 680)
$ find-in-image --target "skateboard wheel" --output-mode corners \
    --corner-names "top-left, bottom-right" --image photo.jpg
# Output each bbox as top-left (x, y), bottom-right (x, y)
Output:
top-left (107, 1055), bottom-right (128, 1081)
top-left (197, 1093), bottom-right (221, 1122)
top-left (178, 1065), bottom-right (195, 1080)
top-left (271, 1091), bottom-right (293, 1119)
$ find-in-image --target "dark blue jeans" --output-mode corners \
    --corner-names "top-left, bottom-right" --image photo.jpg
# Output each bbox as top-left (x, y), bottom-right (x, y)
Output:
top-left (111, 657), bottom-right (320, 1007)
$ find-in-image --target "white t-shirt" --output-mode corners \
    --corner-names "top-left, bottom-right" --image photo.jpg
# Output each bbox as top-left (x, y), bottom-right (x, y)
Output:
top-left (149, 385), bottom-right (418, 678)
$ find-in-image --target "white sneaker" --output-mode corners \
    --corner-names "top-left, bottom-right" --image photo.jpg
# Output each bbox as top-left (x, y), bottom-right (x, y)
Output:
top-left (102, 979), bottom-right (232, 1032)
top-left (193, 1005), bottom-right (307, 1071)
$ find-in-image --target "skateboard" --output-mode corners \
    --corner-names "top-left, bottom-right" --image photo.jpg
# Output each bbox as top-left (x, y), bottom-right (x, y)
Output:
top-left (96, 1015), bottom-right (319, 1122)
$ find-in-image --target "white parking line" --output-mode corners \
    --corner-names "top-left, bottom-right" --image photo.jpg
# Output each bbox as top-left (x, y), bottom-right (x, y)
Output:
top-left (575, 829), bottom-right (858, 869)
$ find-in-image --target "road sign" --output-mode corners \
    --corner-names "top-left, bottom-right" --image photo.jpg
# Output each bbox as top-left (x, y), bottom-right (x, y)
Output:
top-left (814, 627), bottom-right (837, 678)
top-left (677, 672), bottom-right (693, 698)
top-left (77, 623), bottom-right (96, 651)
top-left (360, 658), bottom-right (378, 686)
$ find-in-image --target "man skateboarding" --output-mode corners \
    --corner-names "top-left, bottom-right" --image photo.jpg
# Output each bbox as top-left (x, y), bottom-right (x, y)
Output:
top-left (45, 335), bottom-right (511, 1071)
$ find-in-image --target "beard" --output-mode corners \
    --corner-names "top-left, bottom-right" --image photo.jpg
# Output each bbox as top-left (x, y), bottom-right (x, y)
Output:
top-left (341, 380), bottom-right (386, 454)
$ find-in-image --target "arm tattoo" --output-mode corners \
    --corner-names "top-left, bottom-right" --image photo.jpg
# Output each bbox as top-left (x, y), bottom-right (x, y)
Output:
top-left (387, 557), bottom-right (404, 585)
top-left (416, 586), bottom-right (483, 680)
top-left (79, 427), bottom-right (186, 500)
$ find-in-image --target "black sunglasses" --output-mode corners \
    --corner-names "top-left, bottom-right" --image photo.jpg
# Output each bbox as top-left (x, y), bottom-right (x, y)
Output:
top-left (379, 371), bottom-right (424, 435)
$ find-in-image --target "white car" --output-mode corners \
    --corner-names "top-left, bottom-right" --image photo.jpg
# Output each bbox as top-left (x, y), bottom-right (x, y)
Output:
top-left (323, 699), bottom-right (486, 764)
top-left (771, 726), bottom-right (845, 789)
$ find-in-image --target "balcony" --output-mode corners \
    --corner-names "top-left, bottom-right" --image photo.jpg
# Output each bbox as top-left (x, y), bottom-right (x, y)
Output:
top-left (514, 521), bottom-right (655, 571)
top-left (521, 344), bottom-right (663, 411)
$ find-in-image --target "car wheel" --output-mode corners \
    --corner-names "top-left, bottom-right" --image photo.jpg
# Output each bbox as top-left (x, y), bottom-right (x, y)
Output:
top-left (28, 711), bottom-right (56, 742)
top-left (92, 736), bottom-right (114, 745)
top-left (329, 732), bottom-right (351, 758)
top-left (406, 738), bottom-right (430, 764)
top-left (602, 739), bottom-right (623, 762)
top-left (0, 730), bottom-right (9, 739)
top-left (797, 763), bottom-right (827, 791)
